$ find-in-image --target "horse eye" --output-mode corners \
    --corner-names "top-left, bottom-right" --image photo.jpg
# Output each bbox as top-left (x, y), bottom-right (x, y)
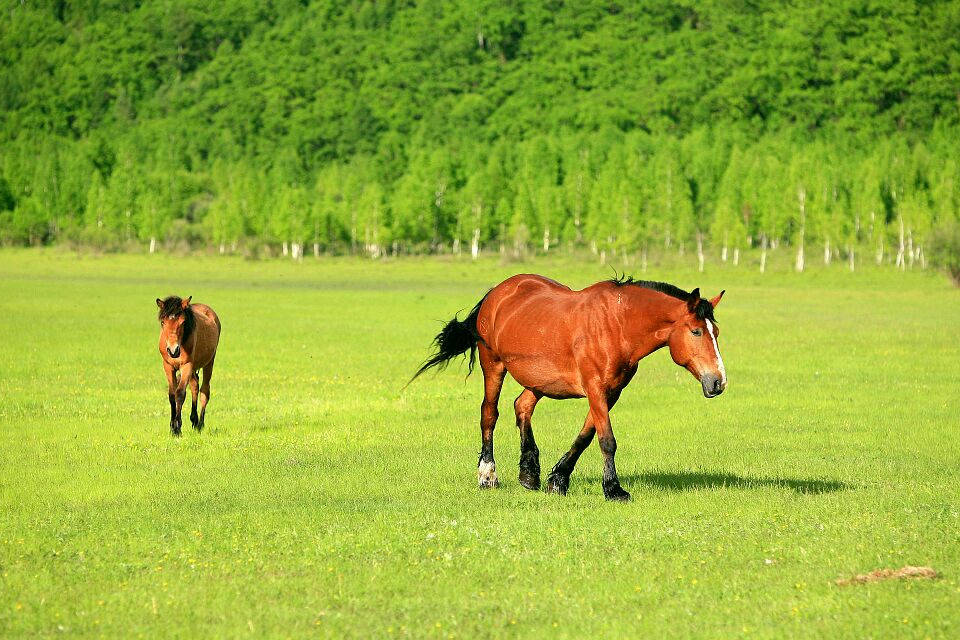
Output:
top-left (691, 328), bottom-right (702, 337)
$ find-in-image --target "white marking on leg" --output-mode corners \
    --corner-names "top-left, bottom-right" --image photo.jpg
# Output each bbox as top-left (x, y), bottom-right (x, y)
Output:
top-left (705, 319), bottom-right (726, 385)
top-left (478, 460), bottom-right (499, 488)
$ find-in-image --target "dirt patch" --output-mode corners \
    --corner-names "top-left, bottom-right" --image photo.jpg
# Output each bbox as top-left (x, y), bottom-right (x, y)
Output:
top-left (836, 566), bottom-right (938, 586)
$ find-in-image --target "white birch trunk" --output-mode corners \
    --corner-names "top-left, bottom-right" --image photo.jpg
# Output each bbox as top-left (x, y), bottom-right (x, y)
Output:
top-left (896, 217), bottom-right (905, 269)
top-left (795, 186), bottom-right (806, 273)
top-left (149, 237), bottom-right (156, 254)
top-left (733, 247), bottom-right (740, 266)
top-left (471, 228), bottom-right (480, 260)
top-left (696, 232), bottom-right (705, 272)
top-left (824, 238), bottom-right (831, 265)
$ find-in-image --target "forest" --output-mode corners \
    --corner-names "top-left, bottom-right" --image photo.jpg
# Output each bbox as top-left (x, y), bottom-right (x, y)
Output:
top-left (2, 0), bottom-right (959, 269)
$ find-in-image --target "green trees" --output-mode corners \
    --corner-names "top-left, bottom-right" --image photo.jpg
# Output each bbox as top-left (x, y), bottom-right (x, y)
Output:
top-left (1, 0), bottom-right (959, 268)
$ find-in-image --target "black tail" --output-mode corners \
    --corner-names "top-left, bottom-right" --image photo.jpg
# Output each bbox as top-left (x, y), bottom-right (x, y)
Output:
top-left (408, 294), bottom-right (488, 384)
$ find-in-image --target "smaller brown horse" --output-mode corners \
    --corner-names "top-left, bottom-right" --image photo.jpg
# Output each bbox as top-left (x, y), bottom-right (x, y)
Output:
top-left (156, 296), bottom-right (221, 436)
top-left (412, 274), bottom-right (727, 501)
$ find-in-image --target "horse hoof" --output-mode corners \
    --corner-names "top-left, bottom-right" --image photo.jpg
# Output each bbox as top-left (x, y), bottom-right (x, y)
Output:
top-left (545, 474), bottom-right (569, 496)
top-left (478, 460), bottom-right (499, 489)
top-left (604, 486), bottom-right (631, 502)
top-left (518, 470), bottom-right (540, 491)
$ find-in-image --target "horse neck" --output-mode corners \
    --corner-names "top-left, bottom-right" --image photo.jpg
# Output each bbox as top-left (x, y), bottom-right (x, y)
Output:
top-left (181, 307), bottom-right (197, 350)
top-left (621, 289), bottom-right (683, 364)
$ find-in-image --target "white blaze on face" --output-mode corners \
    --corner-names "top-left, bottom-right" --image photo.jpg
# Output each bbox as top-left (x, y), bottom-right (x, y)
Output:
top-left (705, 319), bottom-right (726, 385)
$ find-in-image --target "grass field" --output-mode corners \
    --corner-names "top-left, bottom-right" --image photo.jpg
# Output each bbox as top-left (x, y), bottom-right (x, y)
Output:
top-left (1, 249), bottom-right (958, 638)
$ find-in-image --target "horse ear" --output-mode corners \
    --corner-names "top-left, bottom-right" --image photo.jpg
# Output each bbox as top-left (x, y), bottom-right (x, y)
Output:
top-left (686, 288), bottom-right (700, 312)
top-left (156, 298), bottom-right (163, 308)
top-left (710, 290), bottom-right (725, 308)
top-left (181, 296), bottom-right (192, 309)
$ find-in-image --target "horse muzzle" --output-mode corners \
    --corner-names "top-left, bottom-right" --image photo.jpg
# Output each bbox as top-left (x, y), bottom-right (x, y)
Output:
top-left (701, 373), bottom-right (725, 398)
top-left (166, 345), bottom-right (181, 358)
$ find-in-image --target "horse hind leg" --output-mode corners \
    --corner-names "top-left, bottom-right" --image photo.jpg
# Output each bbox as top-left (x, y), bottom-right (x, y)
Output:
top-left (477, 344), bottom-right (506, 489)
top-left (197, 358), bottom-right (214, 431)
top-left (514, 389), bottom-right (542, 490)
top-left (189, 372), bottom-right (200, 429)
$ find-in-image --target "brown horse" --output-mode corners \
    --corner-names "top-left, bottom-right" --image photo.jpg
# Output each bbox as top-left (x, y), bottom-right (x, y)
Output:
top-left (411, 274), bottom-right (726, 501)
top-left (156, 296), bottom-right (221, 436)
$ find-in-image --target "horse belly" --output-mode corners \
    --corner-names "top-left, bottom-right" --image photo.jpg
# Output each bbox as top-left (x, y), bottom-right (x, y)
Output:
top-left (504, 357), bottom-right (583, 399)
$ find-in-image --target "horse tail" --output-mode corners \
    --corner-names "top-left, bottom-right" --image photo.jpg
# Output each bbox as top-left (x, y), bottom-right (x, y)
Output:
top-left (408, 293), bottom-right (488, 384)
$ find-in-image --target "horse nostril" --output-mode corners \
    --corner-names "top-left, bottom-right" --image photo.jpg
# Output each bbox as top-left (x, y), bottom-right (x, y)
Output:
top-left (713, 379), bottom-right (723, 394)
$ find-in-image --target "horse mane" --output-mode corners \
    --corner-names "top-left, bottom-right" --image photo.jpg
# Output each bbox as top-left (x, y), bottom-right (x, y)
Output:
top-left (157, 296), bottom-right (196, 344)
top-left (609, 274), bottom-right (716, 322)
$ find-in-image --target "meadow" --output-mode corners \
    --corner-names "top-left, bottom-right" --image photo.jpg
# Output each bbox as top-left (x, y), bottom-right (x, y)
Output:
top-left (0, 249), bottom-right (958, 638)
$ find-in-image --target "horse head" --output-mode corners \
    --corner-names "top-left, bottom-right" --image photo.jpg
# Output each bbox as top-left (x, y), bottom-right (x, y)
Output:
top-left (156, 295), bottom-right (192, 359)
top-left (658, 288), bottom-right (727, 398)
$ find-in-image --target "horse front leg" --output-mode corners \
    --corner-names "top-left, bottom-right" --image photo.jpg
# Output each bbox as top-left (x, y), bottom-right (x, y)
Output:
top-left (173, 363), bottom-right (193, 437)
top-left (546, 420), bottom-right (595, 495)
top-left (163, 363), bottom-right (181, 436)
top-left (590, 393), bottom-right (630, 502)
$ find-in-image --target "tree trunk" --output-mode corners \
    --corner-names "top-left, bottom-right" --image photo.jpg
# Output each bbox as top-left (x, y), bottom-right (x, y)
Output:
top-left (760, 236), bottom-right (768, 274)
top-left (733, 247), bottom-right (740, 266)
top-left (696, 232), bottom-right (705, 272)
top-left (543, 227), bottom-right (550, 253)
top-left (149, 237), bottom-right (156, 254)
top-left (471, 228), bottom-right (480, 260)
top-left (824, 238), bottom-right (831, 265)
top-left (848, 245), bottom-right (855, 272)
top-left (896, 216), bottom-right (905, 269)
top-left (907, 229), bottom-right (914, 268)
top-left (795, 186), bottom-right (806, 273)
top-left (314, 242), bottom-right (320, 258)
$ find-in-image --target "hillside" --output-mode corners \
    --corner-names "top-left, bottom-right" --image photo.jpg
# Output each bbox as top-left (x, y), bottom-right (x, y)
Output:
top-left (1, 0), bottom-right (959, 263)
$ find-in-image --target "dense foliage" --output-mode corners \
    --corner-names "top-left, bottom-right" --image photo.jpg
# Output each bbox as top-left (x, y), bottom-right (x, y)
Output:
top-left (2, 0), bottom-right (959, 267)
top-left (929, 221), bottom-right (960, 284)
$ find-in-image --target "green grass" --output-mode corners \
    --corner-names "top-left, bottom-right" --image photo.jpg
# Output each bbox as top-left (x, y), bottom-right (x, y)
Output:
top-left (1, 249), bottom-right (958, 638)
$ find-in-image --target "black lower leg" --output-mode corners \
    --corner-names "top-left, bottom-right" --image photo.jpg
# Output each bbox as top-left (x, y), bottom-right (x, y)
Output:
top-left (168, 393), bottom-right (181, 436)
top-left (599, 435), bottom-right (630, 501)
top-left (546, 428), bottom-right (595, 495)
top-left (518, 426), bottom-right (541, 490)
top-left (190, 403), bottom-right (199, 429)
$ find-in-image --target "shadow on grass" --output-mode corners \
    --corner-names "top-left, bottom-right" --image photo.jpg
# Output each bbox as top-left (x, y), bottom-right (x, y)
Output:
top-left (627, 471), bottom-right (848, 494)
